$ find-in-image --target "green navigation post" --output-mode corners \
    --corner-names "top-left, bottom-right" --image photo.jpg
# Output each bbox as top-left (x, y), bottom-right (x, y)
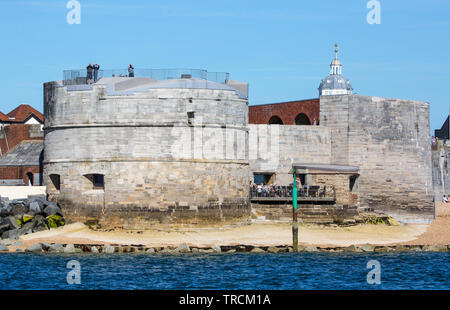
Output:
top-left (292, 169), bottom-right (298, 252)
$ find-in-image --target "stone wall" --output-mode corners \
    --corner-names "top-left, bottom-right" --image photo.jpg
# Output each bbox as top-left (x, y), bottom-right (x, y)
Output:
top-left (251, 203), bottom-right (359, 224)
top-left (45, 161), bottom-right (249, 229)
top-left (248, 124), bottom-right (331, 185)
top-left (313, 174), bottom-right (356, 205)
top-left (432, 145), bottom-right (450, 200)
top-left (320, 95), bottom-right (434, 223)
top-left (43, 81), bottom-right (251, 228)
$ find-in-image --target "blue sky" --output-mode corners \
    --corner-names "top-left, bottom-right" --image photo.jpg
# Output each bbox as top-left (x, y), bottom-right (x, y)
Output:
top-left (0, 0), bottom-right (448, 132)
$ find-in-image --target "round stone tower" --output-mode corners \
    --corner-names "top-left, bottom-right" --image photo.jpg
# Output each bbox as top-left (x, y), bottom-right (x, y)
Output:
top-left (43, 70), bottom-right (250, 229)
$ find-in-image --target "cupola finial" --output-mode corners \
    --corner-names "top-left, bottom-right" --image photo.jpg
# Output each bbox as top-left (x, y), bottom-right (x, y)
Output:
top-left (334, 42), bottom-right (338, 60)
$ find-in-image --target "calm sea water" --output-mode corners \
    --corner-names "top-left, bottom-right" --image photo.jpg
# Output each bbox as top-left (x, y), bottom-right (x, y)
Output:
top-left (0, 252), bottom-right (448, 290)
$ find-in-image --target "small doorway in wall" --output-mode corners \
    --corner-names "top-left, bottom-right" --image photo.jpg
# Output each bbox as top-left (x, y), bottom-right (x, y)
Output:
top-left (26, 172), bottom-right (33, 187)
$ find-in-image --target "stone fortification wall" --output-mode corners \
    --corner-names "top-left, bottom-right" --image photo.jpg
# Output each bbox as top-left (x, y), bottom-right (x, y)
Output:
top-left (43, 81), bottom-right (250, 229)
top-left (320, 95), bottom-right (434, 223)
top-left (248, 124), bottom-right (331, 185)
top-left (432, 145), bottom-right (450, 200)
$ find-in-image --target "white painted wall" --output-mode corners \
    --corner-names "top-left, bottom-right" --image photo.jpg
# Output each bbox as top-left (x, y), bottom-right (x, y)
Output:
top-left (0, 186), bottom-right (46, 200)
top-left (25, 116), bottom-right (41, 125)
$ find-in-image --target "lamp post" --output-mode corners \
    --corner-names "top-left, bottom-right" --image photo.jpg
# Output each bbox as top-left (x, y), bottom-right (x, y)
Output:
top-left (292, 169), bottom-right (298, 252)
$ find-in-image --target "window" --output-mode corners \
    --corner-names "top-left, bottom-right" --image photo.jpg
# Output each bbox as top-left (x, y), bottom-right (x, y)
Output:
top-left (49, 174), bottom-right (61, 191)
top-left (350, 175), bottom-right (358, 192)
top-left (26, 172), bottom-right (34, 187)
top-left (253, 173), bottom-right (275, 185)
top-left (84, 174), bottom-right (105, 190)
top-left (93, 174), bottom-right (104, 189)
top-left (268, 116), bottom-right (283, 125)
top-left (295, 114), bottom-right (311, 125)
top-left (298, 174), bottom-right (306, 186)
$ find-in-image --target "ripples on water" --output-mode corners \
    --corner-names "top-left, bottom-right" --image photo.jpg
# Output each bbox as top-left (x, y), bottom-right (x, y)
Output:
top-left (0, 252), bottom-right (448, 290)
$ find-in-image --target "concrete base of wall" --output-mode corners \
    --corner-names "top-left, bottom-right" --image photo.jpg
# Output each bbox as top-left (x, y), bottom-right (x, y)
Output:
top-left (51, 196), bottom-right (251, 230)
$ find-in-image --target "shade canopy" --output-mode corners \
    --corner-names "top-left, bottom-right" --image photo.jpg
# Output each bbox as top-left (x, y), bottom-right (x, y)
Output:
top-left (289, 163), bottom-right (359, 175)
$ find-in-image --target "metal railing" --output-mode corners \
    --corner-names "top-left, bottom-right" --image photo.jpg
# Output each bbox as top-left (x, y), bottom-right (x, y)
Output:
top-left (63, 68), bottom-right (230, 86)
top-left (250, 185), bottom-right (336, 199)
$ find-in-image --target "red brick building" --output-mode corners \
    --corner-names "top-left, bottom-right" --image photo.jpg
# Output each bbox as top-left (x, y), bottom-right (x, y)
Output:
top-left (0, 105), bottom-right (44, 185)
top-left (0, 104), bottom-right (44, 155)
top-left (249, 98), bottom-right (320, 125)
top-left (0, 141), bottom-right (43, 186)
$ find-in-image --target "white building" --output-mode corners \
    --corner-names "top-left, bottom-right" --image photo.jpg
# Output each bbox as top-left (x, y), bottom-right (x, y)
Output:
top-left (318, 43), bottom-right (353, 96)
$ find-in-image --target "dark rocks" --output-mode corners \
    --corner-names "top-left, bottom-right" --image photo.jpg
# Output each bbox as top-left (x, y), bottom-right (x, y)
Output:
top-left (43, 204), bottom-right (62, 217)
top-left (31, 215), bottom-right (46, 230)
top-left (104, 245), bottom-right (115, 254)
top-left (198, 248), bottom-right (215, 253)
top-left (0, 203), bottom-right (12, 217)
top-left (48, 243), bottom-right (64, 253)
top-left (1, 241), bottom-right (447, 255)
top-left (305, 246), bottom-right (319, 252)
top-left (11, 204), bottom-right (28, 216)
top-left (344, 245), bottom-right (363, 252)
top-left (175, 243), bottom-right (190, 253)
top-left (235, 246), bottom-right (248, 252)
top-left (0, 197), bottom-right (65, 240)
top-left (423, 244), bottom-right (447, 252)
top-left (375, 246), bottom-right (394, 253)
top-left (11, 241), bottom-right (24, 247)
top-left (2, 229), bottom-right (19, 240)
top-left (25, 243), bottom-right (43, 253)
top-left (393, 245), bottom-right (408, 252)
top-left (20, 221), bottom-right (34, 232)
top-left (41, 243), bottom-right (52, 251)
top-left (0, 224), bottom-right (9, 235)
top-left (358, 244), bottom-right (375, 252)
top-left (211, 245), bottom-right (222, 253)
top-left (251, 247), bottom-right (265, 253)
top-left (63, 244), bottom-right (82, 253)
top-left (5, 216), bottom-right (20, 230)
top-left (28, 202), bottom-right (41, 215)
top-left (267, 246), bottom-right (280, 253)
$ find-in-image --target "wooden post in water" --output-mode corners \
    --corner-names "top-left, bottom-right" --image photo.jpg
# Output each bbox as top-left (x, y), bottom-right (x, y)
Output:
top-left (292, 169), bottom-right (298, 252)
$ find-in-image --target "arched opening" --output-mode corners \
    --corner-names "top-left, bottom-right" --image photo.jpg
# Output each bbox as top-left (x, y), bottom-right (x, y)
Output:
top-left (295, 114), bottom-right (311, 125)
top-left (26, 172), bottom-right (33, 186)
top-left (269, 116), bottom-right (283, 125)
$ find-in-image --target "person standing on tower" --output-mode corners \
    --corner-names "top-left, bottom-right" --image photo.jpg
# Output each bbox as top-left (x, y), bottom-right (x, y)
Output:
top-left (86, 64), bottom-right (93, 84)
top-left (93, 63), bottom-right (100, 82)
top-left (128, 64), bottom-right (135, 77)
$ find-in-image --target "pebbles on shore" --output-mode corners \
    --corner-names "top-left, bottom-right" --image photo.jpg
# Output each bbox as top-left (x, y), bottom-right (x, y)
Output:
top-left (0, 243), bottom-right (8, 252)
top-left (1, 242), bottom-right (448, 254)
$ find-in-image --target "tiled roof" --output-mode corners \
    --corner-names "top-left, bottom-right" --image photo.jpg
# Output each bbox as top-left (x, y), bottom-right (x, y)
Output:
top-left (3, 104), bottom-right (44, 123)
top-left (0, 140), bottom-right (43, 166)
top-left (0, 112), bottom-right (9, 122)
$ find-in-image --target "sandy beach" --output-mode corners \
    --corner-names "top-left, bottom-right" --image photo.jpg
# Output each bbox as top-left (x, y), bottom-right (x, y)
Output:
top-left (8, 203), bottom-right (447, 252)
